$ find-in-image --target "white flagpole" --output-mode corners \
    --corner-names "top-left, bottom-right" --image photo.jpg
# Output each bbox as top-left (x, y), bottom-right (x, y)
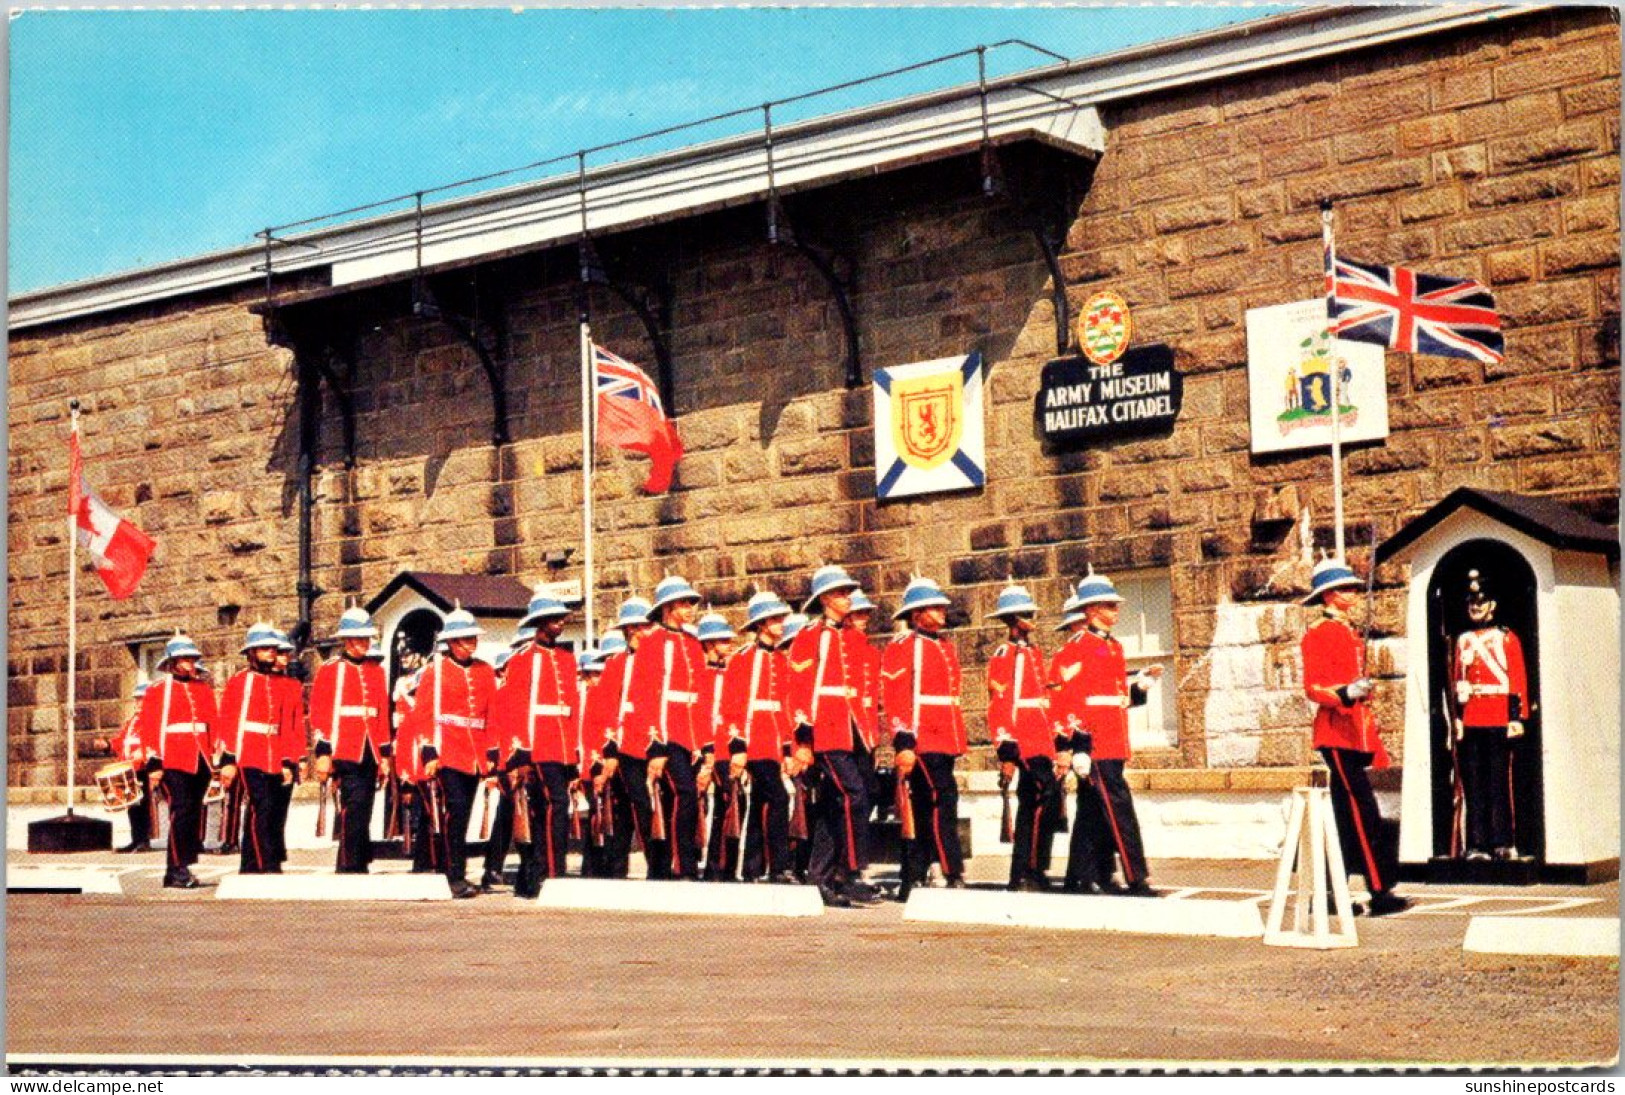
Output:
top-left (1320, 200), bottom-right (1347, 561)
top-left (66, 401), bottom-right (80, 816)
top-left (580, 322), bottom-right (595, 644)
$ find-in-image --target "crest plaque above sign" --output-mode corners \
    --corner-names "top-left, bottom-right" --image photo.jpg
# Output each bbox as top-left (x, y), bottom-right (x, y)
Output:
top-left (1077, 290), bottom-right (1133, 366)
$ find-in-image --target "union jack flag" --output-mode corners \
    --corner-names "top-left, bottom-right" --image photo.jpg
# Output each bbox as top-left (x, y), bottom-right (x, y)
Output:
top-left (594, 344), bottom-right (667, 414)
top-left (1327, 254), bottom-right (1504, 366)
top-left (592, 342), bottom-right (682, 494)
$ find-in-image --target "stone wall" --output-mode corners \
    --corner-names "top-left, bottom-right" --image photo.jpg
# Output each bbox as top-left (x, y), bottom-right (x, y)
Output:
top-left (8, 7), bottom-right (1618, 785)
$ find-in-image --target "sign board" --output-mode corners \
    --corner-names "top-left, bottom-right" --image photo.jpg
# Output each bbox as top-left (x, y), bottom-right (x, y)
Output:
top-left (1246, 299), bottom-right (1389, 455)
top-left (873, 351), bottom-right (986, 500)
top-left (1036, 344), bottom-right (1182, 445)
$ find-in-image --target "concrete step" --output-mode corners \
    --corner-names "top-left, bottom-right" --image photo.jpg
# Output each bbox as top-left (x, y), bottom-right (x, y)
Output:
top-left (215, 872), bottom-right (451, 901)
top-left (535, 877), bottom-right (824, 918)
top-left (903, 887), bottom-right (1265, 938)
top-left (1463, 916), bottom-right (1618, 957)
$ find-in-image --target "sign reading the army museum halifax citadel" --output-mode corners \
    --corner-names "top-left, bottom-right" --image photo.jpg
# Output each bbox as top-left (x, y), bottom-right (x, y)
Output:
top-left (1036, 344), bottom-right (1183, 446)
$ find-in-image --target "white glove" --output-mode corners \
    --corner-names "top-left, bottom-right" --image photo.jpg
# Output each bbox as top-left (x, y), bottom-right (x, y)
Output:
top-left (1454, 680), bottom-right (1473, 707)
top-left (1346, 678), bottom-right (1374, 702)
top-left (1507, 720), bottom-right (1525, 740)
top-left (1071, 753), bottom-right (1092, 779)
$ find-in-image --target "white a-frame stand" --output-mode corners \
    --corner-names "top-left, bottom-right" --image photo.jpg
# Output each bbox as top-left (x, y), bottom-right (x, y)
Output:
top-left (1264, 784), bottom-right (1359, 949)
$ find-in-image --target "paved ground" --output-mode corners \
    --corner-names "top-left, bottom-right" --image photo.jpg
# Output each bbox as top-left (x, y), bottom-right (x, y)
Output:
top-left (6, 846), bottom-right (1618, 1070)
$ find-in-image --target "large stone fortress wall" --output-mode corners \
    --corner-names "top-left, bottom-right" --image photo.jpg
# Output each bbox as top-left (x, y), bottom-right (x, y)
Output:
top-left (8, 8), bottom-right (1618, 786)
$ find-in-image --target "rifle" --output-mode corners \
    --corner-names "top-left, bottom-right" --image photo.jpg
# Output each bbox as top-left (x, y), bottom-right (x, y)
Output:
top-left (316, 773), bottom-right (330, 838)
top-left (698, 777), bottom-right (718, 873)
top-left (1441, 682), bottom-right (1466, 858)
top-left (787, 770), bottom-right (810, 843)
top-left (569, 780), bottom-right (585, 844)
top-left (478, 781), bottom-right (494, 842)
top-left (733, 770), bottom-right (751, 882)
top-left (511, 770), bottom-right (533, 846)
top-left (383, 774), bottom-right (401, 842)
top-left (648, 774), bottom-right (667, 842)
top-left (895, 767), bottom-right (916, 843)
top-left (999, 769), bottom-right (1015, 844)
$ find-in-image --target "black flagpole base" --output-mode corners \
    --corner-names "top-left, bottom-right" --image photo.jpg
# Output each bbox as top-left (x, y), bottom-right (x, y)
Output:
top-left (27, 813), bottom-right (113, 853)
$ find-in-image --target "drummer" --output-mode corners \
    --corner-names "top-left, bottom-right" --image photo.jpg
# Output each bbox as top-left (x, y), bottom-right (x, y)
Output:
top-left (110, 681), bottom-right (154, 853)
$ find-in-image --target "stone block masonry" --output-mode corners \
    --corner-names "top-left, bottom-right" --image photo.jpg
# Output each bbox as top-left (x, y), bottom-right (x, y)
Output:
top-left (6, 9), bottom-right (1618, 786)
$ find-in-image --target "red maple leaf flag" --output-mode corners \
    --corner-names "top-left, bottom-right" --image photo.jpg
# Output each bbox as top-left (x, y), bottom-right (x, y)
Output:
top-left (592, 342), bottom-right (683, 494)
top-left (68, 430), bottom-right (156, 600)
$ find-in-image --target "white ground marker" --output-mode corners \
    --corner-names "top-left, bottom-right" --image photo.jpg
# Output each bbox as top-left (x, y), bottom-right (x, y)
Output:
top-left (535, 877), bottom-right (825, 918)
top-left (1463, 916), bottom-right (1619, 958)
top-left (215, 873), bottom-right (452, 901)
top-left (903, 888), bottom-right (1264, 938)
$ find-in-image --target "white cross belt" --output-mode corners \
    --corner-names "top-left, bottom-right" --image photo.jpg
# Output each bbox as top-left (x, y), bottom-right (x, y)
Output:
top-left (1467, 684), bottom-right (1509, 696)
top-left (161, 722), bottom-right (209, 736)
top-left (237, 721), bottom-right (278, 735)
top-left (530, 704), bottom-right (571, 717)
top-left (338, 705), bottom-right (378, 718)
top-left (437, 715), bottom-right (486, 729)
top-left (748, 700), bottom-right (782, 713)
top-left (1084, 696), bottom-right (1130, 708)
top-left (817, 686), bottom-right (855, 698)
top-left (662, 692), bottom-right (698, 705)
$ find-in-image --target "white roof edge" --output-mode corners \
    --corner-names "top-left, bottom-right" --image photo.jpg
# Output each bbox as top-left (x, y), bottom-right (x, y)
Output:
top-left (8, 3), bottom-right (1543, 332)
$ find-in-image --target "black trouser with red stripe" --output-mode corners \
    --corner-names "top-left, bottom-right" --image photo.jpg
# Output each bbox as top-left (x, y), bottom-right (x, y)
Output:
top-left (1010, 755), bottom-right (1062, 887)
top-left (1320, 746), bottom-right (1399, 897)
top-left (702, 765), bottom-right (739, 880)
top-left (516, 761), bottom-right (574, 896)
top-left (1459, 727), bottom-right (1515, 853)
top-left (335, 751), bottom-right (378, 873)
top-left (482, 785), bottom-right (514, 877)
top-left (239, 768), bottom-right (283, 874)
top-left (743, 759), bottom-right (792, 880)
top-left (273, 771), bottom-right (294, 864)
top-left (410, 779), bottom-right (440, 873)
top-left (658, 746), bottom-right (702, 881)
top-left (1092, 760), bottom-right (1148, 887)
top-left (162, 760), bottom-right (211, 881)
top-left (809, 747), bottom-right (871, 890)
top-left (613, 755), bottom-right (655, 877)
top-left (426, 768), bottom-right (479, 886)
top-left (908, 752), bottom-right (965, 881)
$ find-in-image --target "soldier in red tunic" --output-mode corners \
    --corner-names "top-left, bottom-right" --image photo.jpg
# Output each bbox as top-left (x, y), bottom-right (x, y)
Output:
top-left (310, 608), bottom-right (393, 874)
top-left (589, 621), bottom-right (641, 879)
top-left (109, 682), bottom-right (155, 853)
top-left (490, 591), bottom-right (580, 897)
top-left (619, 576), bottom-right (707, 880)
top-left (787, 565), bottom-right (882, 908)
top-left (136, 633), bottom-right (220, 889)
top-left (218, 624), bottom-right (303, 874)
top-left (846, 590), bottom-right (883, 754)
top-left (1450, 569), bottom-right (1531, 862)
top-left (1048, 571), bottom-right (1161, 896)
top-left (1301, 557), bottom-right (1409, 916)
top-left (695, 611), bottom-right (739, 880)
top-left (268, 632), bottom-right (305, 868)
top-left (403, 606), bottom-right (496, 898)
top-left (720, 592), bottom-right (798, 883)
top-left (883, 577), bottom-right (968, 895)
top-left (986, 584), bottom-right (1063, 892)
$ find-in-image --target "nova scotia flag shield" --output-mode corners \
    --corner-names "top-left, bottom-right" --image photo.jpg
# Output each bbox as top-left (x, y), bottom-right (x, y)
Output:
top-left (873, 351), bottom-right (985, 500)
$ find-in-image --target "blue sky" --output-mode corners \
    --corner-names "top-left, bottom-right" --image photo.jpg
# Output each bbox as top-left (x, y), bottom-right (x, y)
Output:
top-left (9, 6), bottom-right (1286, 294)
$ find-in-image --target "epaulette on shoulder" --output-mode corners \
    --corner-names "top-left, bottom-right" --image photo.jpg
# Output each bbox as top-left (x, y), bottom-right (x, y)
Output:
top-left (889, 631), bottom-right (911, 644)
top-left (992, 642), bottom-right (1010, 658)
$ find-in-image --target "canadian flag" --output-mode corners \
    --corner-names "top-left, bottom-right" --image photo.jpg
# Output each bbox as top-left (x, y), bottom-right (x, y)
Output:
top-left (68, 430), bottom-right (156, 600)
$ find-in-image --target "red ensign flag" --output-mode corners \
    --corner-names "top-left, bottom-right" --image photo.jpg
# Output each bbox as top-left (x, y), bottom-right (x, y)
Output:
top-left (69, 431), bottom-right (156, 600)
top-left (592, 342), bottom-right (683, 494)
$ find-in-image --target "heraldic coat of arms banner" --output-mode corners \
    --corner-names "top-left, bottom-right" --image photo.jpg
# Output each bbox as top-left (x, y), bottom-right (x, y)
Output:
top-left (873, 350), bottom-right (986, 500)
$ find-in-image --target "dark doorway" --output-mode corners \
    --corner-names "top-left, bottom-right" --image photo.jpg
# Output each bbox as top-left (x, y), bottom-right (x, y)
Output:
top-left (1426, 539), bottom-right (1544, 865)
top-left (390, 608), bottom-right (444, 699)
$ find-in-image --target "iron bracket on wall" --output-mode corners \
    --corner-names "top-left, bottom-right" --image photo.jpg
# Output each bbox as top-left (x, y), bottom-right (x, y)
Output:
top-left (770, 195), bottom-right (862, 389)
top-left (413, 273), bottom-right (512, 446)
top-left (581, 235), bottom-right (678, 412)
top-left (984, 143), bottom-right (1088, 358)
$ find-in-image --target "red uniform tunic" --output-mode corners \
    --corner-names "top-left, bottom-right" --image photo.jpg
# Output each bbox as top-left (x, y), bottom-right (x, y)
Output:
top-left (719, 642), bottom-right (791, 762)
top-left (116, 713), bottom-right (145, 766)
top-left (1301, 612), bottom-right (1387, 763)
top-left (310, 657), bottom-right (391, 764)
top-left (393, 680), bottom-right (422, 781)
top-left (986, 639), bottom-right (1055, 760)
top-left (881, 630), bottom-right (967, 756)
top-left (276, 674), bottom-right (306, 771)
top-left (698, 662), bottom-right (727, 755)
top-left (1451, 626), bottom-right (1529, 728)
top-left (785, 618), bottom-right (873, 753)
top-left (590, 651), bottom-right (634, 757)
top-left (576, 676), bottom-right (599, 770)
top-left (490, 642), bottom-right (579, 765)
top-left (219, 668), bottom-right (302, 773)
top-left (136, 676), bottom-right (220, 771)
top-left (407, 655), bottom-right (496, 775)
top-left (622, 626), bottom-right (705, 755)
top-left (1047, 628), bottom-right (1138, 762)
top-left (858, 641), bottom-right (881, 743)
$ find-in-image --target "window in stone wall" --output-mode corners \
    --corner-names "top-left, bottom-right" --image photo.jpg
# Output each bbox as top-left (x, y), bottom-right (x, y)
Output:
top-left (131, 638), bottom-right (168, 688)
top-left (1113, 571), bottom-right (1178, 751)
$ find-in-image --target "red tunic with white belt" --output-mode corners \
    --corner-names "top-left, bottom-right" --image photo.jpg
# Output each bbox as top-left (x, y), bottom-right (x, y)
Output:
top-left (275, 674), bottom-right (306, 772)
top-left (219, 667), bottom-right (302, 773)
top-left (622, 626), bottom-right (706, 756)
top-left (880, 630), bottom-right (967, 756)
top-left (1046, 628), bottom-right (1141, 762)
top-left (490, 641), bottom-right (579, 766)
top-left (116, 712), bottom-right (145, 767)
top-left (1301, 611), bottom-right (1387, 764)
top-left (590, 651), bottom-right (635, 758)
top-left (310, 656), bottom-right (391, 764)
top-left (786, 619), bottom-right (874, 754)
top-left (719, 642), bottom-right (791, 762)
top-left (698, 662), bottom-right (728, 756)
top-left (136, 676), bottom-right (220, 771)
top-left (986, 638), bottom-right (1055, 760)
top-left (1451, 626), bottom-right (1529, 728)
top-left (408, 655), bottom-right (496, 775)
